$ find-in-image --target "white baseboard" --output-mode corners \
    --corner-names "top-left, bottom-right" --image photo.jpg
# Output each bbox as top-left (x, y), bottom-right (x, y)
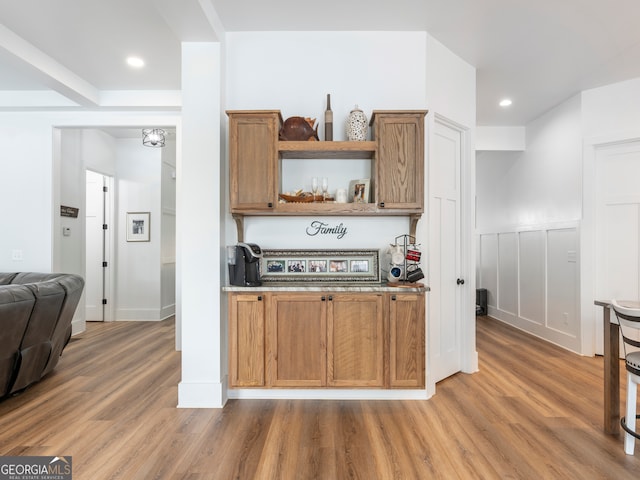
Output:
top-left (178, 379), bottom-right (228, 408)
top-left (113, 306), bottom-right (175, 321)
top-left (227, 388), bottom-right (430, 400)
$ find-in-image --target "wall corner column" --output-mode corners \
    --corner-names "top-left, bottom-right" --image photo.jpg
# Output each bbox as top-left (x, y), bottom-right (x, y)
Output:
top-left (178, 42), bottom-right (225, 408)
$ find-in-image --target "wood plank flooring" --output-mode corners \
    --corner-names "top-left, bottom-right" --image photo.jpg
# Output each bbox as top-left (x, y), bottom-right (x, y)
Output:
top-left (1, 316), bottom-right (639, 479)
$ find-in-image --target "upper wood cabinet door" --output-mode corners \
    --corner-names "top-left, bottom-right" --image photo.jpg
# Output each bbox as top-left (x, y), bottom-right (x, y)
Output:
top-left (371, 111), bottom-right (427, 211)
top-left (327, 294), bottom-right (384, 387)
top-left (228, 293), bottom-right (266, 387)
top-left (227, 111), bottom-right (281, 212)
top-left (388, 293), bottom-right (425, 388)
top-left (267, 294), bottom-right (327, 387)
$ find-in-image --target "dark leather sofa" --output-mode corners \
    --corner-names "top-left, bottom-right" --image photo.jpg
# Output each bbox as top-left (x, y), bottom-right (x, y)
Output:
top-left (0, 272), bottom-right (84, 398)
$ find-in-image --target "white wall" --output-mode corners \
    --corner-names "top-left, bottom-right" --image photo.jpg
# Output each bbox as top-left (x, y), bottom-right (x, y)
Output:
top-left (580, 77), bottom-right (640, 354)
top-left (476, 126), bottom-right (526, 151)
top-left (477, 94), bottom-right (582, 232)
top-left (0, 115), bottom-right (54, 272)
top-left (582, 77), bottom-right (640, 139)
top-left (476, 94), bottom-right (583, 352)
top-left (224, 31), bottom-right (428, 253)
top-left (178, 42), bottom-right (224, 408)
top-left (425, 33), bottom-right (478, 386)
top-left (222, 32), bottom-right (477, 401)
top-left (56, 128), bottom-right (119, 332)
top-left (115, 138), bottom-right (165, 320)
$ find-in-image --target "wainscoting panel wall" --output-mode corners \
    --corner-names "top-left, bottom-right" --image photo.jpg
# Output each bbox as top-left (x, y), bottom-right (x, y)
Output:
top-left (477, 224), bottom-right (580, 353)
top-left (497, 233), bottom-right (518, 317)
top-left (518, 230), bottom-right (545, 326)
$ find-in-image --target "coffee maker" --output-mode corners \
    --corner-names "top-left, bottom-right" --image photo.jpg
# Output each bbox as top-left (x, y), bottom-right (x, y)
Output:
top-left (228, 243), bottom-right (263, 287)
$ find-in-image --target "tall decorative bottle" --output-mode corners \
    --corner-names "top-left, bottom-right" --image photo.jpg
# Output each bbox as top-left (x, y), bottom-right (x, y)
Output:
top-left (324, 94), bottom-right (333, 141)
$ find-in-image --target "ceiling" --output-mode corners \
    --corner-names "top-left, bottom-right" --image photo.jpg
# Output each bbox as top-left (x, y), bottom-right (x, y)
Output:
top-left (1, 0), bottom-right (640, 126)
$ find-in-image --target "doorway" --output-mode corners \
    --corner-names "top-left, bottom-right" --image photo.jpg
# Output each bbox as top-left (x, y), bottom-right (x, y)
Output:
top-left (594, 139), bottom-right (640, 353)
top-left (85, 169), bottom-right (114, 321)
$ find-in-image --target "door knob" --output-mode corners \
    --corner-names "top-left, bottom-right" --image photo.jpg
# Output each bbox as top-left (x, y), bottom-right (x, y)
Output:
top-left (457, 278), bottom-right (465, 285)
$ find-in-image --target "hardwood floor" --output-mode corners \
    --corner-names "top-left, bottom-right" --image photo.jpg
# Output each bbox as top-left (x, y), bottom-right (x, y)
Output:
top-left (1, 316), bottom-right (639, 479)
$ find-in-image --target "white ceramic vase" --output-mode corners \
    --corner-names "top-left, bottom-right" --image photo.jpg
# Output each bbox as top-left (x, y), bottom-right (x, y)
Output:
top-left (346, 105), bottom-right (368, 141)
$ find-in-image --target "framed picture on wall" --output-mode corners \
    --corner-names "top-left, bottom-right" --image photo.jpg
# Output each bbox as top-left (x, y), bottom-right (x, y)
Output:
top-left (261, 249), bottom-right (379, 283)
top-left (126, 212), bottom-right (150, 242)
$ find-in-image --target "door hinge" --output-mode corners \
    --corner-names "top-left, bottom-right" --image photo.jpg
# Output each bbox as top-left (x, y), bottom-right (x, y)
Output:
top-left (102, 298), bottom-right (108, 305)
top-left (102, 261), bottom-right (108, 268)
top-left (102, 224), bottom-right (108, 230)
top-left (103, 186), bottom-right (108, 192)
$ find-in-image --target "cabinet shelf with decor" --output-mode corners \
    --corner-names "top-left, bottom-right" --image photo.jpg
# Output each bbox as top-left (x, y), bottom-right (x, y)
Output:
top-left (279, 140), bottom-right (376, 159)
top-left (226, 109), bottom-right (427, 241)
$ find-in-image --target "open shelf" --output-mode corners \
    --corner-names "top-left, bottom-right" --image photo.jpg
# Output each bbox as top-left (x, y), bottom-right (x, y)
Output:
top-left (279, 141), bottom-right (376, 159)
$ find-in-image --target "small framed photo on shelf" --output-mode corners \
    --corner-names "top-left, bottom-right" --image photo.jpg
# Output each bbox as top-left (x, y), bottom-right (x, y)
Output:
top-left (349, 178), bottom-right (370, 203)
top-left (126, 212), bottom-right (150, 242)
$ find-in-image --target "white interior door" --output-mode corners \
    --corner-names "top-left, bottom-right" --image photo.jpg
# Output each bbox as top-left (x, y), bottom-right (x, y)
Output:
top-left (85, 170), bottom-right (110, 321)
top-left (595, 141), bottom-right (640, 354)
top-left (430, 119), bottom-right (462, 382)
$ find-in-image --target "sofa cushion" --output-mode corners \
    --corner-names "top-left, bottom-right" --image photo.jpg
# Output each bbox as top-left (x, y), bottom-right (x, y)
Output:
top-left (10, 281), bottom-right (66, 393)
top-left (11, 272), bottom-right (65, 285)
top-left (0, 273), bottom-right (85, 398)
top-left (0, 273), bottom-right (18, 285)
top-left (42, 274), bottom-right (85, 376)
top-left (0, 285), bottom-right (35, 396)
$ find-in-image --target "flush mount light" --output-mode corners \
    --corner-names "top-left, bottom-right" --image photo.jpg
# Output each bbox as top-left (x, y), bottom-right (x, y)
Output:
top-left (142, 128), bottom-right (166, 147)
top-left (499, 98), bottom-right (513, 107)
top-left (127, 56), bottom-right (145, 68)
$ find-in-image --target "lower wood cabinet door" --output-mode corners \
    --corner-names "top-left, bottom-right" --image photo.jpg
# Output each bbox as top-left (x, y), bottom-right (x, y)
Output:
top-left (228, 293), bottom-right (266, 387)
top-left (389, 293), bottom-right (425, 388)
top-left (267, 294), bottom-right (327, 387)
top-left (327, 294), bottom-right (384, 387)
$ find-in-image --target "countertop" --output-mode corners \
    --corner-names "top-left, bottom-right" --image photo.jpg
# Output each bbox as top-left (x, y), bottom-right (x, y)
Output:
top-left (223, 282), bottom-right (429, 293)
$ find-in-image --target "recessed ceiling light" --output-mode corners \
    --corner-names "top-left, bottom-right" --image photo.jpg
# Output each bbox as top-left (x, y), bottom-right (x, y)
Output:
top-left (499, 98), bottom-right (513, 107)
top-left (126, 56), bottom-right (145, 68)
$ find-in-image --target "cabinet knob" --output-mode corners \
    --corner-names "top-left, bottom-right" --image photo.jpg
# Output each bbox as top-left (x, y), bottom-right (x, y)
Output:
top-left (321, 296), bottom-right (326, 301)
top-left (457, 278), bottom-right (465, 285)
top-left (328, 295), bottom-right (333, 301)
top-left (379, 202), bottom-right (385, 208)
top-left (257, 295), bottom-right (262, 301)
top-left (391, 295), bottom-right (397, 301)
top-left (267, 202), bottom-right (273, 208)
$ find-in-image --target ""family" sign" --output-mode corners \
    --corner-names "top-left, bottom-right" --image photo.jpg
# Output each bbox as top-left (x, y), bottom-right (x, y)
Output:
top-left (305, 220), bottom-right (348, 239)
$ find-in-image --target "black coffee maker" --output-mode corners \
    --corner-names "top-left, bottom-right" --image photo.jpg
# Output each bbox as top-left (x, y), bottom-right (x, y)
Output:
top-left (228, 243), bottom-right (263, 287)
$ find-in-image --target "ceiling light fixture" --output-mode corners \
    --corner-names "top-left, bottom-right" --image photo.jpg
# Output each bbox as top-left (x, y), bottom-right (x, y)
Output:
top-left (499, 98), bottom-right (513, 107)
top-left (127, 56), bottom-right (145, 68)
top-left (142, 128), bottom-right (166, 147)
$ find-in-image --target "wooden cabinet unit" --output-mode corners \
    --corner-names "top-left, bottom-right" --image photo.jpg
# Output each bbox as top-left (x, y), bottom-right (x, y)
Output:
top-left (226, 109), bottom-right (427, 238)
top-left (228, 293), bottom-right (266, 387)
top-left (388, 293), bottom-right (425, 388)
top-left (267, 294), bottom-right (327, 387)
top-left (327, 294), bottom-right (384, 387)
top-left (228, 110), bottom-right (282, 212)
top-left (371, 111), bottom-right (426, 211)
top-left (228, 290), bottom-right (425, 389)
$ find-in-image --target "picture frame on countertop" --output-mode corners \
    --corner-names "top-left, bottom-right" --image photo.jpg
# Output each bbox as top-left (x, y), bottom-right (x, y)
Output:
top-left (126, 212), bottom-right (150, 242)
top-left (261, 249), bottom-right (379, 283)
top-left (349, 178), bottom-right (370, 203)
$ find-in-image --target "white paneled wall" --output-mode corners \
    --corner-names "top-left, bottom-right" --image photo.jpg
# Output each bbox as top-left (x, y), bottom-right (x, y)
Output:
top-left (477, 224), bottom-right (580, 353)
top-left (518, 230), bottom-right (545, 325)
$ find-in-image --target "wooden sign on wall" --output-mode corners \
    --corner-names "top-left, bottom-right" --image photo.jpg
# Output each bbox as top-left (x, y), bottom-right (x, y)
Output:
top-left (60, 206), bottom-right (79, 218)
